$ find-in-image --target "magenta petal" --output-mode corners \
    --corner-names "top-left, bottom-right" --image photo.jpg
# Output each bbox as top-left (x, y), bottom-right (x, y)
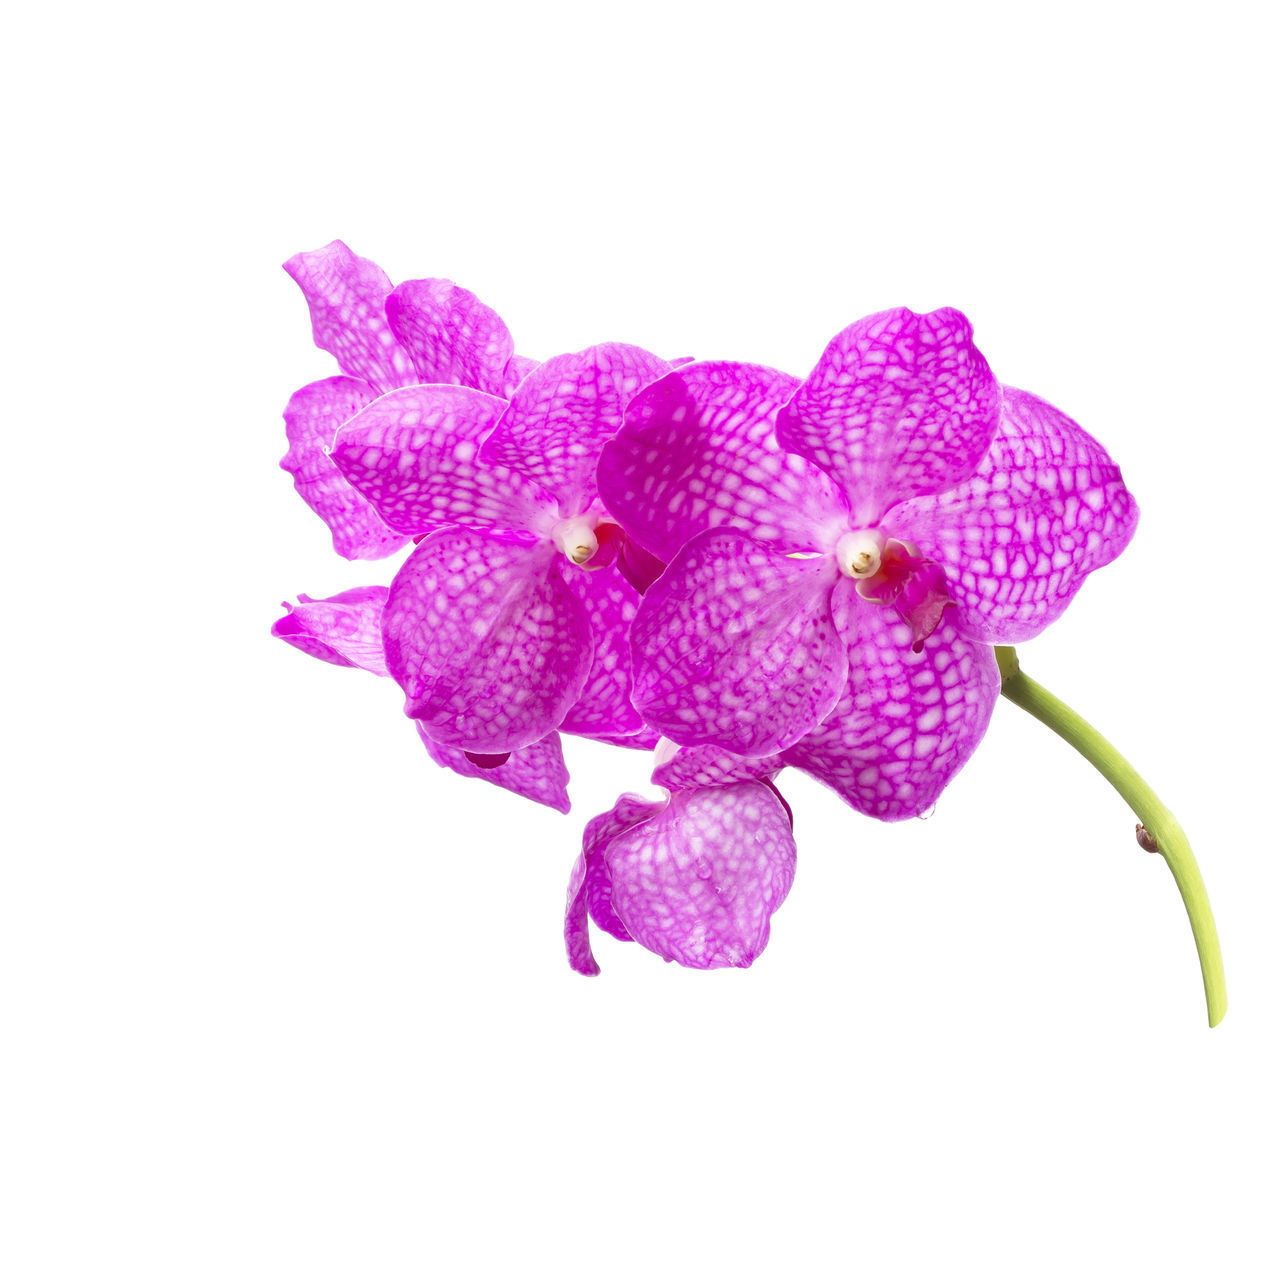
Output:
top-left (418, 723), bottom-right (571, 814)
top-left (272, 586), bottom-right (390, 676)
top-left (788, 589), bottom-right (999, 819)
top-left (283, 241), bottom-right (415, 394)
top-left (777, 308), bottom-right (1000, 525)
top-left (565, 793), bottom-right (660, 975)
top-left (651, 740), bottom-right (783, 792)
top-left (385, 277), bottom-right (520, 398)
top-left (572, 726), bottom-right (662, 750)
top-left (330, 385), bottom-right (556, 538)
top-left (887, 387), bottom-right (1140, 643)
top-left (598, 361), bottom-right (848, 562)
top-left (605, 784), bottom-right (797, 969)
top-left (480, 344), bottom-right (671, 512)
top-left (631, 528), bottom-right (847, 756)
top-left (281, 378), bottom-right (409, 560)
top-left (504, 354), bottom-right (540, 395)
top-left (558, 562), bottom-right (646, 740)
top-left (384, 528), bottom-right (592, 753)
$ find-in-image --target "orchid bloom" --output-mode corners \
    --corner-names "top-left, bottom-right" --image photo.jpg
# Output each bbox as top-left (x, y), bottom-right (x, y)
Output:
top-left (281, 240), bottom-right (535, 559)
top-left (565, 780), bottom-right (797, 974)
top-left (330, 344), bottom-right (671, 754)
top-left (272, 587), bottom-right (571, 812)
top-left (599, 311), bottom-right (1138, 787)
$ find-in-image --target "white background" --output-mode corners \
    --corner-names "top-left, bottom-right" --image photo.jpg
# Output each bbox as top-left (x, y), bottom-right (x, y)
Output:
top-left (5, 2), bottom-right (1277, 1276)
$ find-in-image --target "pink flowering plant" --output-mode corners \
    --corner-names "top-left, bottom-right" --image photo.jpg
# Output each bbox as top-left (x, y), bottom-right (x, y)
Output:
top-left (273, 241), bottom-right (1226, 1026)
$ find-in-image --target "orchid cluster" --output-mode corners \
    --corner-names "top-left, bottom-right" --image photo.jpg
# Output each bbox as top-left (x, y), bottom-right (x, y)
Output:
top-left (273, 240), bottom-right (1142, 980)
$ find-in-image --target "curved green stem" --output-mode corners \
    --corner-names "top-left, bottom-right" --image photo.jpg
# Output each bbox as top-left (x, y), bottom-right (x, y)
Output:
top-left (994, 646), bottom-right (1227, 1028)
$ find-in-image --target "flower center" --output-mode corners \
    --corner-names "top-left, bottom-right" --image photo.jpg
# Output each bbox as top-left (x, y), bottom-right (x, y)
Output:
top-left (835, 529), bottom-right (886, 579)
top-left (552, 517), bottom-right (599, 566)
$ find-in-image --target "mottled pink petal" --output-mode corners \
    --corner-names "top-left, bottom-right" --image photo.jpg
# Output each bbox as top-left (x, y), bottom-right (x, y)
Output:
top-left (571, 727), bottom-right (661, 750)
top-left (384, 278), bottom-right (520, 398)
top-left (283, 241), bottom-right (415, 394)
top-left (418, 723), bottom-right (571, 814)
top-left (786, 592), bottom-right (999, 820)
top-left (281, 378), bottom-right (409, 560)
top-left (651, 740), bottom-right (782, 792)
top-left (598, 362), bottom-right (848, 561)
top-left (271, 586), bottom-right (390, 676)
top-left (886, 387), bottom-right (1139, 644)
top-left (481, 344), bottom-right (671, 513)
top-left (631, 528), bottom-right (847, 756)
top-left (330, 385), bottom-right (555, 539)
top-left (504, 354), bottom-right (540, 395)
top-left (777, 308), bottom-right (1000, 525)
top-left (558, 562), bottom-right (646, 740)
top-left (565, 793), bottom-right (661, 975)
top-left (384, 528), bottom-right (591, 753)
top-left (605, 784), bottom-right (796, 969)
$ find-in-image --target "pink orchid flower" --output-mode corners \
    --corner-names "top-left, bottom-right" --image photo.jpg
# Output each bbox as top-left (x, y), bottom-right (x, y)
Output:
top-left (330, 344), bottom-right (671, 754)
top-left (565, 781), bottom-right (797, 974)
top-left (599, 311), bottom-right (1138, 795)
top-left (282, 240), bottom-right (535, 559)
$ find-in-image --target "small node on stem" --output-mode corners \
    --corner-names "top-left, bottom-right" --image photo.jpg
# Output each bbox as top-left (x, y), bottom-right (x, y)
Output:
top-left (1135, 823), bottom-right (1159, 853)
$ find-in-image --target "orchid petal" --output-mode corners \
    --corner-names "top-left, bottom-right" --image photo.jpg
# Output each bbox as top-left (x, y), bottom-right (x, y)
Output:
top-left (586, 795), bottom-right (659, 939)
top-left (384, 528), bottom-right (592, 753)
top-left (576, 727), bottom-right (661, 750)
top-left (271, 586), bottom-right (390, 676)
top-left (631, 528), bottom-right (846, 756)
top-left (598, 361), bottom-right (848, 562)
top-left (565, 793), bottom-right (661, 974)
top-left (331, 385), bottom-right (555, 539)
top-left (777, 308), bottom-right (1000, 525)
top-left (504, 354), bottom-right (540, 395)
top-left (283, 241), bottom-right (415, 394)
top-left (558, 562), bottom-right (646, 740)
top-left (887, 387), bottom-right (1139, 643)
top-left (418, 723), bottom-right (571, 814)
top-left (605, 784), bottom-right (797, 969)
top-left (480, 344), bottom-right (671, 512)
top-left (786, 592), bottom-right (999, 819)
top-left (651, 740), bottom-right (783, 793)
top-left (281, 378), bottom-right (409, 560)
top-left (385, 277), bottom-right (522, 398)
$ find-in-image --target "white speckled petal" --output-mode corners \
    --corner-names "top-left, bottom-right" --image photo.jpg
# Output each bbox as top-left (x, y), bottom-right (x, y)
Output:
top-left (418, 723), bottom-right (571, 814)
top-left (559, 562), bottom-right (646, 740)
top-left (777, 308), bottom-right (1000, 525)
top-left (385, 278), bottom-right (522, 398)
top-left (631, 528), bottom-right (846, 756)
top-left (281, 378), bottom-right (409, 560)
top-left (651, 741), bottom-right (783, 792)
top-left (271, 586), bottom-right (390, 676)
top-left (784, 590), bottom-right (1000, 820)
top-left (331, 385), bottom-right (555, 538)
top-left (571, 726), bottom-right (661, 751)
top-left (504, 354), bottom-right (540, 395)
top-left (385, 528), bottom-right (592, 753)
top-left (886, 387), bottom-right (1139, 643)
top-left (283, 241), bottom-right (415, 394)
top-left (565, 793), bottom-right (661, 975)
top-left (480, 344), bottom-right (671, 512)
top-left (598, 361), bottom-right (848, 561)
top-left (605, 784), bottom-right (797, 970)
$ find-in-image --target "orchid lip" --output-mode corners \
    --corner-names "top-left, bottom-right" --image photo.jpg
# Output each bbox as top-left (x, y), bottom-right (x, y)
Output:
top-left (835, 528), bottom-right (886, 579)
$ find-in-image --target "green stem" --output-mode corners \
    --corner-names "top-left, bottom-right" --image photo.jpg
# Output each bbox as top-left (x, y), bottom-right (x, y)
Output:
top-left (994, 645), bottom-right (1227, 1028)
